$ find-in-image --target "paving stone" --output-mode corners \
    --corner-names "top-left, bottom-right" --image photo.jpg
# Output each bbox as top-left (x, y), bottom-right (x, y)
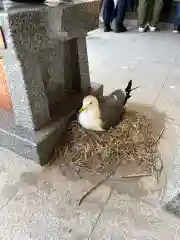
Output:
top-left (90, 191), bottom-right (180, 240)
top-left (0, 156), bottom-right (111, 240)
top-left (155, 75), bottom-right (180, 120)
top-left (0, 147), bottom-right (41, 209)
top-left (164, 193), bottom-right (180, 219)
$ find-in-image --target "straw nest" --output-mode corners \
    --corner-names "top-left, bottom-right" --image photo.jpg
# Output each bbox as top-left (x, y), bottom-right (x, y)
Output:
top-left (56, 106), bottom-right (164, 179)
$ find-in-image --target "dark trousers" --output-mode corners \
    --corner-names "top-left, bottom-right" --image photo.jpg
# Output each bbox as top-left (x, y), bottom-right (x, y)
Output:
top-left (103, 0), bottom-right (128, 25)
top-left (174, 2), bottom-right (180, 31)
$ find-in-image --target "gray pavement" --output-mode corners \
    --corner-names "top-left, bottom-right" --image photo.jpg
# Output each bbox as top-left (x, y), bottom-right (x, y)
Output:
top-left (1, 25), bottom-right (180, 239)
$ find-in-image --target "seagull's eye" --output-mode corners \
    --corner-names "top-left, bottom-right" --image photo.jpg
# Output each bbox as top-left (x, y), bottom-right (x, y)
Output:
top-left (90, 102), bottom-right (92, 105)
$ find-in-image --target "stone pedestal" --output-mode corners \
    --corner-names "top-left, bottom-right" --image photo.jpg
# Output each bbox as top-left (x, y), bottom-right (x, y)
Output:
top-left (0, 0), bottom-right (103, 165)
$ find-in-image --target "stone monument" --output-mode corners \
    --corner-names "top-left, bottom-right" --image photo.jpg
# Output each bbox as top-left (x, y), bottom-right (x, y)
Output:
top-left (0, 0), bottom-right (103, 165)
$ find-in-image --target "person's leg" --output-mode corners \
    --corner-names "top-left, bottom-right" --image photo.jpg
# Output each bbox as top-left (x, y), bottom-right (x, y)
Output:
top-left (100, 0), bottom-right (104, 10)
top-left (150, 0), bottom-right (163, 29)
top-left (114, 0), bottom-right (128, 32)
top-left (137, 0), bottom-right (148, 28)
top-left (174, 2), bottom-right (180, 32)
top-left (103, 0), bottom-right (115, 31)
top-left (99, 0), bottom-right (104, 24)
top-left (146, 0), bottom-right (153, 24)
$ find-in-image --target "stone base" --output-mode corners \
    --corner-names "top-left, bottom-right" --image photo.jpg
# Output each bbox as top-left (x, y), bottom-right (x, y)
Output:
top-left (0, 83), bottom-right (103, 165)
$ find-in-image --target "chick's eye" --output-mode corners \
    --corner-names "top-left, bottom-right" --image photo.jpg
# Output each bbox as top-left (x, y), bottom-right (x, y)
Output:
top-left (90, 102), bottom-right (92, 104)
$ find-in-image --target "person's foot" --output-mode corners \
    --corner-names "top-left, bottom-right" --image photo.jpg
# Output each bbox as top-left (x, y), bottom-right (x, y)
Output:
top-left (99, 16), bottom-right (103, 24)
top-left (104, 23), bottom-right (112, 32)
top-left (173, 26), bottom-right (180, 33)
top-left (138, 26), bottom-right (146, 33)
top-left (115, 23), bottom-right (127, 33)
top-left (149, 25), bottom-right (156, 32)
top-left (173, 29), bottom-right (179, 33)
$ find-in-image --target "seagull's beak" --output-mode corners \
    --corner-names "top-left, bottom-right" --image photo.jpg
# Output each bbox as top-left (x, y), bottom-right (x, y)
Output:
top-left (79, 107), bottom-right (85, 113)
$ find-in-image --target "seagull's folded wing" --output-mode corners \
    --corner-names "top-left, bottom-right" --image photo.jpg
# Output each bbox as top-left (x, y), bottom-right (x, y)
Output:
top-left (99, 96), bottom-right (125, 130)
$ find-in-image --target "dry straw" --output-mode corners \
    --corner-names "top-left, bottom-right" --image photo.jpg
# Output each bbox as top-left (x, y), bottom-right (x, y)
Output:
top-left (57, 108), bottom-right (163, 176)
top-left (54, 107), bottom-right (164, 205)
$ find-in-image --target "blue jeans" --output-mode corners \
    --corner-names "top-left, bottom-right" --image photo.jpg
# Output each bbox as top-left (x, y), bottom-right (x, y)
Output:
top-left (174, 2), bottom-right (180, 31)
top-left (103, 0), bottom-right (128, 25)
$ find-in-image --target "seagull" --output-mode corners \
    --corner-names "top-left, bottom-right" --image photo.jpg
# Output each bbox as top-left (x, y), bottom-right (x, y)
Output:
top-left (78, 80), bottom-right (136, 131)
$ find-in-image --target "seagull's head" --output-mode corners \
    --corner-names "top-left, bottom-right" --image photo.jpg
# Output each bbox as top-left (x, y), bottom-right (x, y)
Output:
top-left (79, 95), bottom-right (99, 113)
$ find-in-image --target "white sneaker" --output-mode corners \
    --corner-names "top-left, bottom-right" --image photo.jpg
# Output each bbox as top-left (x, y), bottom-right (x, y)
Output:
top-left (149, 25), bottom-right (156, 32)
top-left (99, 16), bottom-right (103, 24)
top-left (138, 26), bottom-right (145, 33)
top-left (173, 30), bottom-right (179, 34)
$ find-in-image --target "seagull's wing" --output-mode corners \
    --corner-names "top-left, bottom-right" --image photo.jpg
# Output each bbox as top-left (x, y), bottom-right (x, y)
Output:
top-left (99, 96), bottom-right (125, 130)
top-left (109, 89), bottom-right (126, 105)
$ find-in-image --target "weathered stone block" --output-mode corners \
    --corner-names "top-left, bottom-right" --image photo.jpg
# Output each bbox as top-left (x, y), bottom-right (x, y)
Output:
top-left (0, 0), bottom-right (103, 165)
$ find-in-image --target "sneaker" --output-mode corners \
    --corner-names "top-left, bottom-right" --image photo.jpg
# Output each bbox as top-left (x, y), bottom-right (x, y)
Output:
top-left (173, 30), bottom-right (179, 33)
top-left (99, 16), bottom-right (103, 24)
top-left (104, 23), bottom-right (112, 32)
top-left (149, 25), bottom-right (156, 32)
top-left (173, 29), bottom-right (179, 34)
top-left (138, 26), bottom-right (146, 33)
top-left (115, 23), bottom-right (127, 33)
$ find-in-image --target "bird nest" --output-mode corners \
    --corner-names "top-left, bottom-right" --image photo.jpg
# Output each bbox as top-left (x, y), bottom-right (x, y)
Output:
top-left (55, 105), bottom-right (164, 181)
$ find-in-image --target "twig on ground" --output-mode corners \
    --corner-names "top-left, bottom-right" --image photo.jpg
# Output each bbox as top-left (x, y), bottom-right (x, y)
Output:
top-left (118, 172), bottom-right (152, 179)
top-left (154, 128), bottom-right (165, 145)
top-left (78, 158), bottom-right (120, 206)
top-left (159, 173), bottom-right (168, 205)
